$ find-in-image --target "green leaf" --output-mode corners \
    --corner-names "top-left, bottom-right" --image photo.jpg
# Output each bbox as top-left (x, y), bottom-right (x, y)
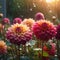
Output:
top-left (43, 51), bottom-right (49, 57)
top-left (41, 51), bottom-right (49, 57)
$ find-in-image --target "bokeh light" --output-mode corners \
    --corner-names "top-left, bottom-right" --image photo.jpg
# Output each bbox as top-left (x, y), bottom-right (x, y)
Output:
top-left (46, 0), bottom-right (55, 3)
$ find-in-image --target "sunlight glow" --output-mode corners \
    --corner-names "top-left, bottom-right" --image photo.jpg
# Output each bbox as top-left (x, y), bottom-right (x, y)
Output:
top-left (46, 0), bottom-right (55, 3)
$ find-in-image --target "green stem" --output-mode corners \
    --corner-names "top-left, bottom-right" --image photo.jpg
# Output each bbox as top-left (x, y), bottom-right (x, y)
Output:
top-left (22, 45), bottom-right (26, 56)
top-left (15, 45), bottom-right (17, 57)
top-left (3, 54), bottom-right (5, 60)
top-left (57, 40), bottom-right (60, 59)
top-left (41, 41), bottom-right (43, 60)
top-left (11, 45), bottom-right (15, 60)
top-left (18, 45), bottom-right (20, 60)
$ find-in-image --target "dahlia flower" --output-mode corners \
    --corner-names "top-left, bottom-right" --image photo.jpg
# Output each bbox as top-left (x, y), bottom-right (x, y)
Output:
top-left (22, 18), bottom-right (35, 29)
top-left (0, 41), bottom-right (7, 54)
top-left (55, 24), bottom-right (60, 40)
top-left (48, 43), bottom-right (56, 56)
top-left (6, 23), bottom-right (32, 45)
top-left (32, 20), bottom-right (56, 41)
top-left (34, 12), bottom-right (45, 20)
top-left (43, 43), bottom-right (56, 56)
top-left (13, 18), bottom-right (22, 24)
top-left (2, 18), bottom-right (10, 24)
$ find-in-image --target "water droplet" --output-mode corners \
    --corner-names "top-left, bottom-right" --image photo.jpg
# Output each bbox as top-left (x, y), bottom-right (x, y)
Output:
top-left (33, 3), bottom-right (36, 7)
top-left (30, 8), bottom-right (33, 11)
top-left (18, 5), bottom-right (20, 8)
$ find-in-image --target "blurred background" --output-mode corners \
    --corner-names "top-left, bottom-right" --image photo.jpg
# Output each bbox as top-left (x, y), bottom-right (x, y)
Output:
top-left (0, 0), bottom-right (60, 20)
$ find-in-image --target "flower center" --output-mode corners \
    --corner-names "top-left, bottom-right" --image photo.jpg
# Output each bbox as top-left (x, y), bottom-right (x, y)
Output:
top-left (15, 27), bottom-right (21, 33)
top-left (41, 23), bottom-right (48, 31)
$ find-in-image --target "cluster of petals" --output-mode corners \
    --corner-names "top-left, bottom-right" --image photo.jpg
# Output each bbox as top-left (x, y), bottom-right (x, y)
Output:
top-left (32, 20), bottom-right (57, 41)
top-left (6, 23), bottom-right (32, 45)
top-left (2, 18), bottom-right (10, 24)
top-left (13, 18), bottom-right (22, 24)
top-left (22, 18), bottom-right (35, 29)
top-left (34, 12), bottom-right (45, 20)
top-left (55, 24), bottom-right (60, 40)
top-left (0, 41), bottom-right (7, 54)
top-left (43, 43), bottom-right (56, 56)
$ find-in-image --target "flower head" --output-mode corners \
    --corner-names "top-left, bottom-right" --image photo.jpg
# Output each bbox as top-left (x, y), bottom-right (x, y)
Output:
top-left (13, 18), bottom-right (22, 24)
top-left (43, 43), bottom-right (56, 56)
top-left (34, 12), bottom-right (45, 20)
top-left (2, 18), bottom-right (10, 24)
top-left (32, 20), bottom-right (56, 41)
top-left (6, 23), bottom-right (32, 45)
top-left (55, 24), bottom-right (60, 40)
top-left (48, 43), bottom-right (56, 56)
top-left (0, 41), bottom-right (7, 54)
top-left (22, 18), bottom-right (35, 29)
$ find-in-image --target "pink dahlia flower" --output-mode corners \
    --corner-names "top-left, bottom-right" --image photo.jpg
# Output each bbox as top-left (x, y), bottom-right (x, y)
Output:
top-left (13, 18), bottom-right (22, 24)
top-left (32, 20), bottom-right (56, 41)
top-left (6, 23), bottom-right (32, 45)
top-left (34, 12), bottom-right (45, 20)
top-left (43, 43), bottom-right (56, 56)
top-left (48, 43), bottom-right (56, 56)
top-left (0, 41), bottom-right (7, 54)
top-left (55, 24), bottom-right (60, 40)
top-left (2, 18), bottom-right (10, 24)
